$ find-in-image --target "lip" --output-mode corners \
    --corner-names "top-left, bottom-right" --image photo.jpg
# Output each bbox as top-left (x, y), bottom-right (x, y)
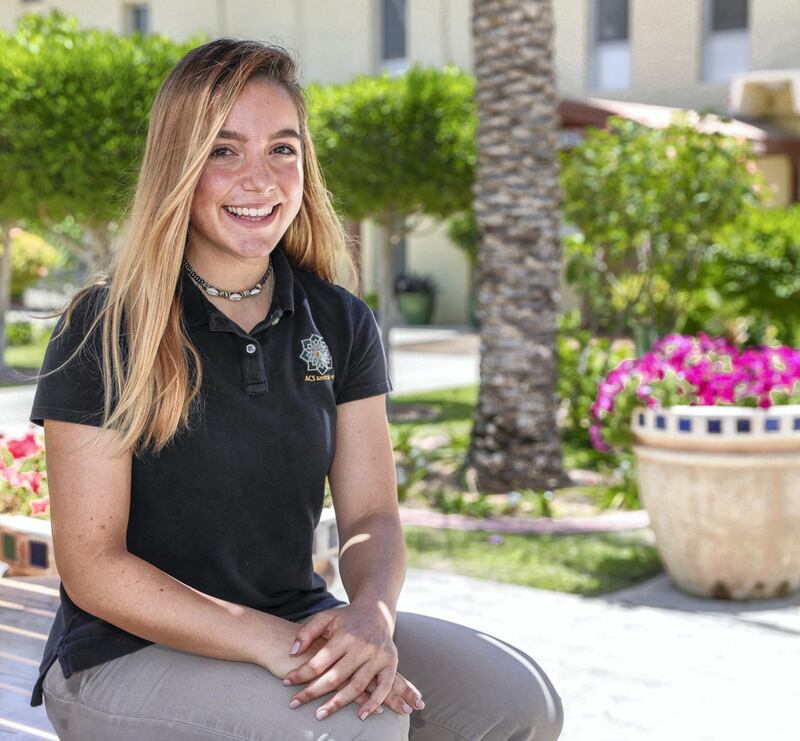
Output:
top-left (222, 203), bottom-right (280, 227)
top-left (223, 203), bottom-right (280, 209)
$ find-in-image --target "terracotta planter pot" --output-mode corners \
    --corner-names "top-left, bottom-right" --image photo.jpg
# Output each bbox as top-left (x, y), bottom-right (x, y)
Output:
top-left (632, 404), bottom-right (800, 600)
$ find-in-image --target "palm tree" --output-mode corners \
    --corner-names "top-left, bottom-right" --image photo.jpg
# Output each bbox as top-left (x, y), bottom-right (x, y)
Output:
top-left (467, 0), bottom-right (568, 492)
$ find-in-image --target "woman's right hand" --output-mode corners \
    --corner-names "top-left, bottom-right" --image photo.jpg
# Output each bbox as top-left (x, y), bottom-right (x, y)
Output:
top-left (352, 670), bottom-right (425, 719)
top-left (263, 619), bottom-right (423, 719)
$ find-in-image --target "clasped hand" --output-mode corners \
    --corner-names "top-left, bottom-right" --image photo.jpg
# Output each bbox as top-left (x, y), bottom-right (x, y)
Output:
top-left (281, 600), bottom-right (424, 721)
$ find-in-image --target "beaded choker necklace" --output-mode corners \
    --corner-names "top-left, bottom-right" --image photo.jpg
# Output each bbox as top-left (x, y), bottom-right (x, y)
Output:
top-left (183, 256), bottom-right (272, 302)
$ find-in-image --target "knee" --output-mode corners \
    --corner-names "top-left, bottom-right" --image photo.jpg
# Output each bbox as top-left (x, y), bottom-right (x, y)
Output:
top-left (538, 689), bottom-right (565, 741)
top-left (498, 683), bottom-right (563, 741)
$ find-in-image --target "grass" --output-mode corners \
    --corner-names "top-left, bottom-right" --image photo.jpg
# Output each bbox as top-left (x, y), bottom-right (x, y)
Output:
top-left (5, 340), bottom-right (47, 369)
top-left (390, 386), bottom-right (661, 595)
top-left (403, 525), bottom-right (662, 596)
top-left (389, 385), bottom-right (476, 437)
top-left (2, 338), bottom-right (48, 387)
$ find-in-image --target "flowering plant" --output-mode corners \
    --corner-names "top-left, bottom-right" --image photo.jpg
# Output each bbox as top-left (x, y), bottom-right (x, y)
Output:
top-left (0, 432), bottom-right (49, 517)
top-left (590, 333), bottom-right (800, 452)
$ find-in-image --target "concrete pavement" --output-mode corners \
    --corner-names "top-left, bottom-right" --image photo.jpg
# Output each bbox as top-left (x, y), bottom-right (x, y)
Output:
top-left (327, 566), bottom-right (797, 741)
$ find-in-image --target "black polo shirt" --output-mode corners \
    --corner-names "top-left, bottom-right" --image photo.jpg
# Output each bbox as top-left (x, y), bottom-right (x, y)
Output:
top-left (28, 241), bottom-right (393, 707)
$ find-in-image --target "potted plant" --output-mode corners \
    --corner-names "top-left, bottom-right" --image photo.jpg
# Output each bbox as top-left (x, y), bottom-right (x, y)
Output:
top-left (590, 333), bottom-right (800, 601)
top-left (394, 273), bottom-right (438, 325)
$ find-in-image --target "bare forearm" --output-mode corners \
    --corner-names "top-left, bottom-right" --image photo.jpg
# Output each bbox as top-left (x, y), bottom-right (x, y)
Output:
top-left (66, 547), bottom-right (312, 677)
top-left (338, 511), bottom-right (406, 620)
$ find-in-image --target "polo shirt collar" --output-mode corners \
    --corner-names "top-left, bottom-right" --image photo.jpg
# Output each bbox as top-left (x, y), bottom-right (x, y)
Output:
top-left (181, 241), bottom-right (295, 328)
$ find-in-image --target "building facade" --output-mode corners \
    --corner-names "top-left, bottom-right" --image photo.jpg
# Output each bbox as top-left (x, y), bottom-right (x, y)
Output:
top-left (3, 0), bottom-right (800, 323)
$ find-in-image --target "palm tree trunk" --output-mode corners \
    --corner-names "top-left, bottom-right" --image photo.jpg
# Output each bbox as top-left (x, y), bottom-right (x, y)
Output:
top-left (468, 0), bottom-right (568, 492)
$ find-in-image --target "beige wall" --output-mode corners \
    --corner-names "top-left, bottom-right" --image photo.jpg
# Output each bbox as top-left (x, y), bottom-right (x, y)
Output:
top-left (553, 0), bottom-right (588, 99)
top-left (755, 154), bottom-right (794, 207)
top-left (555, 0), bottom-right (800, 110)
top-left (6, 1), bottom-right (799, 108)
top-left (752, 0), bottom-right (800, 71)
top-left (0, 0), bottom-right (122, 30)
top-left (405, 215), bottom-right (470, 325)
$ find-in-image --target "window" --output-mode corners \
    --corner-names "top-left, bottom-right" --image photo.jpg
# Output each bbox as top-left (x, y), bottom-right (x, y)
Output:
top-left (702, 0), bottom-right (749, 83)
top-left (710, 0), bottom-right (748, 32)
top-left (379, 0), bottom-right (408, 74)
top-left (125, 3), bottom-right (150, 35)
top-left (589, 0), bottom-right (631, 91)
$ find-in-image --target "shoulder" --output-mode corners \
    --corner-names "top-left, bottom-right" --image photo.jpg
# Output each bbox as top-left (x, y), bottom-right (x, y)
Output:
top-left (60, 281), bottom-right (111, 331)
top-left (45, 281), bottom-right (116, 369)
top-left (290, 266), bottom-right (374, 331)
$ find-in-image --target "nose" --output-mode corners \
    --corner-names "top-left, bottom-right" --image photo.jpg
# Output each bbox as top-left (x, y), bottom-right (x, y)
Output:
top-left (242, 156), bottom-right (277, 193)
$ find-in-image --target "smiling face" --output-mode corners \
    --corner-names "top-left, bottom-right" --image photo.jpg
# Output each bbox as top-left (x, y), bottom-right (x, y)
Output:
top-left (188, 78), bottom-right (304, 266)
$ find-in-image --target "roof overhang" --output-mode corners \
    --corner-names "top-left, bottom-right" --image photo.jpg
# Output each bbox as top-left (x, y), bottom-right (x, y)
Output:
top-left (558, 96), bottom-right (800, 157)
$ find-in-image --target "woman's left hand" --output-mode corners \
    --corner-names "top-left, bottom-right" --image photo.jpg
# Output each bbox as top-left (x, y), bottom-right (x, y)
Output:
top-left (282, 599), bottom-right (399, 720)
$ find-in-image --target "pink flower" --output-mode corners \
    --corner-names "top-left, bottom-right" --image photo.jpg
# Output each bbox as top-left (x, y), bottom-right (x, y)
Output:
top-left (30, 496), bottom-right (50, 515)
top-left (591, 334), bottom-right (800, 451)
top-left (6, 433), bottom-right (41, 459)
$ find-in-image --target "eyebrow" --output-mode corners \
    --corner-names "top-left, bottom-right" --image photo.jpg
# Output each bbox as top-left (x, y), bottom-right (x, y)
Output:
top-left (217, 128), bottom-right (301, 142)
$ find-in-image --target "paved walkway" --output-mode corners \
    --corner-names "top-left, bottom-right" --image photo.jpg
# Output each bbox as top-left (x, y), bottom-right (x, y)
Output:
top-left (399, 505), bottom-right (650, 534)
top-left (5, 568), bottom-right (796, 741)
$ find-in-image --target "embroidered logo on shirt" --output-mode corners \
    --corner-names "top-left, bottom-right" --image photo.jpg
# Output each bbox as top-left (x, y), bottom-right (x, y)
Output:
top-left (300, 333), bottom-right (334, 381)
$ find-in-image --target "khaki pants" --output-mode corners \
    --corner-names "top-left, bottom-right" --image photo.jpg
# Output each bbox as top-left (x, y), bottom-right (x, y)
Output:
top-left (42, 611), bottom-right (564, 740)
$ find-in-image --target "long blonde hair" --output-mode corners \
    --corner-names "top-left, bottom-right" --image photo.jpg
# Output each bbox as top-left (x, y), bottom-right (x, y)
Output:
top-left (36, 39), bottom-right (357, 459)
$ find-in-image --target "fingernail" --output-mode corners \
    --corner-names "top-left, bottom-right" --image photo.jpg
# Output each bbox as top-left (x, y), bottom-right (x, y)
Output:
top-left (282, 678), bottom-right (292, 686)
top-left (289, 700), bottom-right (300, 709)
top-left (289, 641), bottom-right (300, 655)
top-left (415, 698), bottom-right (426, 710)
top-left (402, 702), bottom-right (414, 714)
top-left (316, 708), bottom-right (328, 721)
top-left (376, 706), bottom-right (385, 714)
top-left (359, 710), bottom-right (368, 721)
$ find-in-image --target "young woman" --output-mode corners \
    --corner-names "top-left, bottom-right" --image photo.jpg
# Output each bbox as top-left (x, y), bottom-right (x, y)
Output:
top-left (29, 38), bottom-right (564, 740)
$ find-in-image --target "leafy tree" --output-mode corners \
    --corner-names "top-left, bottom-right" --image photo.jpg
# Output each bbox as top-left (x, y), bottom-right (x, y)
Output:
top-left (0, 10), bottom-right (200, 266)
top-left (686, 204), bottom-right (800, 345)
top-left (0, 10), bottom-right (198, 371)
top-left (9, 229), bottom-right (65, 301)
top-left (559, 114), bottom-right (766, 349)
top-left (307, 65), bottom-right (475, 387)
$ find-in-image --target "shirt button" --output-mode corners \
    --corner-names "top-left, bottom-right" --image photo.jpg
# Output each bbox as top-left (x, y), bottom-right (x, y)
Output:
top-left (245, 343), bottom-right (257, 354)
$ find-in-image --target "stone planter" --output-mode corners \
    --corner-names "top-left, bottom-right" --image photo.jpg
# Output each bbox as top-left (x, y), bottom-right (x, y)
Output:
top-left (0, 513), bottom-right (57, 576)
top-left (1, 508), bottom-right (341, 587)
top-left (632, 405), bottom-right (800, 600)
top-left (398, 292), bottom-right (435, 325)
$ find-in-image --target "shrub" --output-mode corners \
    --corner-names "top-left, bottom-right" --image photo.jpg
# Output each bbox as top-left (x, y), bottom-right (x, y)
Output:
top-left (5, 321), bottom-right (33, 346)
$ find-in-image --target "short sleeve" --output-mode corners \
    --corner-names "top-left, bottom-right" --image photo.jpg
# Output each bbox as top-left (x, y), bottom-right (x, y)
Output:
top-left (334, 295), bottom-right (393, 405)
top-left (30, 287), bottom-right (116, 428)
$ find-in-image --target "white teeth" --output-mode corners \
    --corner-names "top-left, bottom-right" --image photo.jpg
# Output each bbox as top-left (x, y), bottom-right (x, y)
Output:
top-left (224, 205), bottom-right (275, 218)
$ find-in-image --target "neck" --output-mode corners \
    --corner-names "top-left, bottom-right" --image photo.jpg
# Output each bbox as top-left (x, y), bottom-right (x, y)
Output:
top-left (185, 245), bottom-right (277, 292)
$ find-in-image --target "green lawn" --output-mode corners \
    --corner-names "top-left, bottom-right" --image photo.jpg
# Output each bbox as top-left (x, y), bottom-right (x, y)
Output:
top-left (5, 341), bottom-right (47, 369)
top-left (2, 339), bottom-right (48, 387)
top-left (404, 525), bottom-right (662, 596)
